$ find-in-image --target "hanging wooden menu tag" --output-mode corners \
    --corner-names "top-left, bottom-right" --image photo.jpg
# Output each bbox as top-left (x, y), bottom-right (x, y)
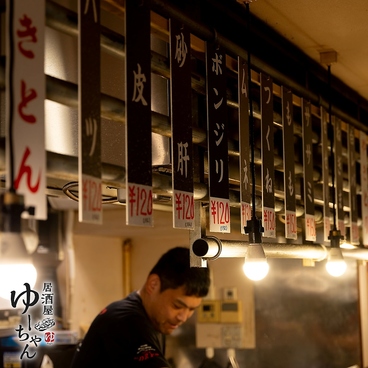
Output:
top-left (260, 73), bottom-right (275, 238)
top-left (348, 125), bottom-right (359, 244)
top-left (78, 0), bottom-right (102, 224)
top-left (282, 87), bottom-right (297, 239)
top-left (238, 57), bottom-right (251, 234)
top-left (125, 0), bottom-right (153, 226)
top-left (334, 117), bottom-right (345, 236)
top-left (169, 19), bottom-right (194, 230)
top-left (206, 42), bottom-right (230, 233)
top-left (360, 131), bottom-right (368, 246)
top-left (302, 99), bottom-right (316, 241)
top-left (320, 107), bottom-right (331, 243)
top-left (6, 0), bottom-right (47, 219)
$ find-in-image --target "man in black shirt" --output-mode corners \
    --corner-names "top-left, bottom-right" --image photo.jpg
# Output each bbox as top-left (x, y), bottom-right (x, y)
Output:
top-left (70, 247), bottom-right (210, 367)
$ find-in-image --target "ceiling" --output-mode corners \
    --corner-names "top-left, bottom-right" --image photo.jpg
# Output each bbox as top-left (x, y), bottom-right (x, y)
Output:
top-left (33, 0), bottom-right (368, 242)
top-left (247, 0), bottom-right (368, 103)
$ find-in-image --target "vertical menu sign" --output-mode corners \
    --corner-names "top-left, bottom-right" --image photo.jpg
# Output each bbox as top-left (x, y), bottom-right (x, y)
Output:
top-left (282, 87), bottom-right (297, 239)
top-left (348, 126), bottom-right (359, 244)
top-left (302, 99), bottom-right (316, 241)
top-left (206, 42), bottom-right (230, 233)
top-left (320, 107), bottom-right (330, 243)
top-left (78, 0), bottom-right (102, 224)
top-left (260, 74), bottom-right (275, 238)
top-left (334, 117), bottom-right (345, 236)
top-left (360, 131), bottom-right (368, 246)
top-left (125, 0), bottom-right (153, 226)
top-left (238, 57), bottom-right (251, 234)
top-left (169, 19), bottom-right (194, 229)
top-left (5, 0), bottom-right (47, 219)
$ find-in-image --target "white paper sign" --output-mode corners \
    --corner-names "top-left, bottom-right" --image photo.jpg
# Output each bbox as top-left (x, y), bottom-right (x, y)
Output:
top-left (6, 0), bottom-right (46, 219)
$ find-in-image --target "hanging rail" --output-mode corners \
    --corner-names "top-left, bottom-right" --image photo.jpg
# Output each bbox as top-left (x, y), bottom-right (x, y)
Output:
top-left (192, 236), bottom-right (368, 262)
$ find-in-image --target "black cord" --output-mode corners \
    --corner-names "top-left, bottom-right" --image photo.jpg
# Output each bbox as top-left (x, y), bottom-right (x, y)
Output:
top-left (327, 64), bottom-right (337, 231)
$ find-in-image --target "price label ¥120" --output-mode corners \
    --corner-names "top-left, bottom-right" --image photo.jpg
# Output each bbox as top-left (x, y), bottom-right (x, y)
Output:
top-left (263, 206), bottom-right (276, 238)
top-left (240, 202), bottom-right (251, 234)
top-left (80, 174), bottom-right (102, 224)
top-left (127, 183), bottom-right (153, 226)
top-left (285, 210), bottom-right (297, 240)
top-left (209, 197), bottom-right (230, 233)
top-left (173, 190), bottom-right (194, 229)
top-left (305, 213), bottom-right (316, 241)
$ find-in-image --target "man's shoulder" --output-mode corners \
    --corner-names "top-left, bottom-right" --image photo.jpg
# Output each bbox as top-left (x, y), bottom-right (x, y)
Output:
top-left (99, 292), bottom-right (145, 321)
top-left (83, 292), bottom-right (147, 342)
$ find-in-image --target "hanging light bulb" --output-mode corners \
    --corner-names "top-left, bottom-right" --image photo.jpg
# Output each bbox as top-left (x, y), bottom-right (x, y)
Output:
top-left (325, 229), bottom-right (346, 277)
top-left (243, 243), bottom-right (269, 281)
top-left (0, 192), bottom-right (37, 300)
top-left (325, 247), bottom-right (347, 277)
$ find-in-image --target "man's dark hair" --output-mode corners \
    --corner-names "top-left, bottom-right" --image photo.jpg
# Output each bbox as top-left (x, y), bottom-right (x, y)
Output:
top-left (149, 247), bottom-right (210, 297)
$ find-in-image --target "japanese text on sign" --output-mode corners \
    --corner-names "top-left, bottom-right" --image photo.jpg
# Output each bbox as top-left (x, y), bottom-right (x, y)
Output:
top-left (261, 74), bottom-right (275, 238)
top-left (360, 131), bottom-right (368, 246)
top-left (206, 42), bottom-right (230, 233)
top-left (78, 0), bottom-right (102, 224)
top-left (238, 57), bottom-right (251, 234)
top-left (125, 0), bottom-right (152, 227)
top-left (11, 282), bottom-right (57, 361)
top-left (321, 107), bottom-right (331, 243)
top-left (348, 125), bottom-right (359, 244)
top-left (334, 118), bottom-right (345, 237)
top-left (302, 99), bottom-right (316, 241)
top-left (6, 0), bottom-right (46, 219)
top-left (282, 87), bottom-right (297, 240)
top-left (169, 19), bottom-right (194, 230)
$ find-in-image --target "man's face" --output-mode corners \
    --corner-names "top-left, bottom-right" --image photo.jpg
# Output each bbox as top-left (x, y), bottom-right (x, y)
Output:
top-left (149, 282), bottom-right (202, 335)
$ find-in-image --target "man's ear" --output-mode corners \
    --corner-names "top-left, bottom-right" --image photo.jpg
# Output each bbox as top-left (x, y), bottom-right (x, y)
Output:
top-left (146, 274), bottom-right (161, 295)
